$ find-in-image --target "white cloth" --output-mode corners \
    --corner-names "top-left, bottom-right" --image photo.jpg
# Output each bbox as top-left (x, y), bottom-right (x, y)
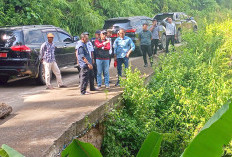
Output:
top-left (43, 61), bottom-right (63, 87)
top-left (106, 37), bottom-right (112, 55)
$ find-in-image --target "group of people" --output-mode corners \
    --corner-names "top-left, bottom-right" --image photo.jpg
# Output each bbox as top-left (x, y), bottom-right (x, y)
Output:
top-left (76, 28), bottom-right (135, 95)
top-left (39, 17), bottom-right (177, 95)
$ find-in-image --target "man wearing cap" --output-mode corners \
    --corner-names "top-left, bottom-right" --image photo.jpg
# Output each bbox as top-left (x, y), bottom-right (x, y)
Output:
top-left (76, 33), bottom-right (93, 95)
top-left (94, 30), bottom-right (111, 88)
top-left (150, 19), bottom-right (160, 56)
top-left (113, 28), bottom-right (135, 86)
top-left (83, 32), bottom-right (97, 91)
top-left (40, 33), bottom-right (66, 89)
top-left (139, 23), bottom-right (153, 67)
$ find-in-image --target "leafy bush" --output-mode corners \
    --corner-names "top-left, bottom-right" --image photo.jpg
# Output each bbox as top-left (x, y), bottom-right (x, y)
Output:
top-left (102, 17), bottom-right (232, 157)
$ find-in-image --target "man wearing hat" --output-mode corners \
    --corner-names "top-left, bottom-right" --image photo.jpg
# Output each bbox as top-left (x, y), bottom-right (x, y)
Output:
top-left (139, 23), bottom-right (153, 67)
top-left (150, 19), bottom-right (160, 56)
top-left (40, 33), bottom-right (66, 89)
top-left (94, 30), bottom-right (111, 88)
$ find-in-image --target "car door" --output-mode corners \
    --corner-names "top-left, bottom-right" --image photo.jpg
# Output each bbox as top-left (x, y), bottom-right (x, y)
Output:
top-left (41, 29), bottom-right (64, 67)
top-left (56, 31), bottom-right (76, 67)
top-left (24, 29), bottom-right (45, 75)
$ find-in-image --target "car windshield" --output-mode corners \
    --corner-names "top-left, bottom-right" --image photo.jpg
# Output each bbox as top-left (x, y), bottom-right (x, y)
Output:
top-left (154, 14), bottom-right (174, 21)
top-left (103, 20), bottom-right (130, 30)
top-left (0, 30), bottom-right (23, 47)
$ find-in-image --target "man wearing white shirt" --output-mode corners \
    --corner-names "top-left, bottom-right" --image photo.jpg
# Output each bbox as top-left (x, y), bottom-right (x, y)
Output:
top-left (164, 17), bottom-right (177, 53)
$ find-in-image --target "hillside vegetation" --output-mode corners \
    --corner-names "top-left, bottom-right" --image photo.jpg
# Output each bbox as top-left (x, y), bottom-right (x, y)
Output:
top-left (0, 0), bottom-right (231, 35)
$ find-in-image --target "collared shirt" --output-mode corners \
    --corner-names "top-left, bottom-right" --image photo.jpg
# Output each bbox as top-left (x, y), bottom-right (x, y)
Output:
top-left (86, 41), bottom-right (94, 58)
top-left (40, 42), bottom-right (56, 63)
top-left (139, 30), bottom-right (152, 45)
top-left (166, 23), bottom-right (176, 35)
top-left (75, 40), bottom-right (92, 68)
top-left (151, 25), bottom-right (160, 39)
top-left (113, 36), bottom-right (135, 58)
top-left (106, 37), bottom-right (112, 55)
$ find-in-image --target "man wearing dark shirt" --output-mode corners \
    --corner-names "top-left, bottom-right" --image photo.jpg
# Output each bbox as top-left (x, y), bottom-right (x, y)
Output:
top-left (76, 33), bottom-right (93, 95)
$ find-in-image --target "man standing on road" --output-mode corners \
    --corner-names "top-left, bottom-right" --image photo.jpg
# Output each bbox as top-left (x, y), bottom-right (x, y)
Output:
top-left (40, 33), bottom-right (66, 90)
top-left (139, 23), bottom-right (153, 67)
top-left (91, 30), bottom-right (101, 83)
top-left (150, 19), bottom-right (160, 56)
top-left (83, 32), bottom-right (97, 91)
top-left (76, 33), bottom-right (93, 95)
top-left (113, 28), bottom-right (135, 86)
top-left (95, 30), bottom-right (111, 88)
top-left (165, 17), bottom-right (177, 53)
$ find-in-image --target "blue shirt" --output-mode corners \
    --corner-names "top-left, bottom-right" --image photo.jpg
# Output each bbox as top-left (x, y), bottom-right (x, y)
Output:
top-left (151, 25), bottom-right (160, 39)
top-left (113, 36), bottom-right (135, 58)
top-left (75, 40), bottom-right (92, 68)
top-left (40, 42), bottom-right (56, 63)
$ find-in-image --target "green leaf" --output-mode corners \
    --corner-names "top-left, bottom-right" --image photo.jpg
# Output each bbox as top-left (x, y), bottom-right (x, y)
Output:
top-left (181, 101), bottom-right (232, 157)
top-left (61, 139), bottom-right (102, 157)
top-left (1, 144), bottom-right (24, 157)
top-left (0, 148), bottom-right (9, 157)
top-left (137, 131), bottom-right (162, 157)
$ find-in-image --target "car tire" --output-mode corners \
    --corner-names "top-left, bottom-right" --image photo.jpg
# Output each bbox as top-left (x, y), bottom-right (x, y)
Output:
top-left (177, 29), bottom-right (182, 43)
top-left (161, 34), bottom-right (166, 50)
top-left (0, 76), bottom-right (9, 85)
top-left (35, 63), bottom-right (46, 85)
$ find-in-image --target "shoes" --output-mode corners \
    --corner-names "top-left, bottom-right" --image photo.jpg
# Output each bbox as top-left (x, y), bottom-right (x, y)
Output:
top-left (59, 85), bottom-right (67, 88)
top-left (90, 87), bottom-right (99, 91)
top-left (144, 64), bottom-right (148, 67)
top-left (115, 82), bottom-right (120, 87)
top-left (46, 86), bottom-right (54, 90)
top-left (81, 92), bottom-right (90, 95)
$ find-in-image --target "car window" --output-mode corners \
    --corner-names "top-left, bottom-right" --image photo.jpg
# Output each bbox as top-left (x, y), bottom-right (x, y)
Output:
top-left (0, 30), bottom-right (23, 47)
top-left (154, 14), bottom-right (174, 21)
top-left (57, 32), bottom-right (72, 43)
top-left (25, 30), bottom-right (45, 44)
top-left (43, 32), bottom-right (59, 43)
top-left (103, 20), bottom-right (130, 29)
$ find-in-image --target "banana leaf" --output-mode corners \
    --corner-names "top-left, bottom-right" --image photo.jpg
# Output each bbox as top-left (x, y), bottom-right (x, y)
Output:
top-left (61, 139), bottom-right (102, 157)
top-left (1, 144), bottom-right (24, 157)
top-left (0, 148), bottom-right (9, 157)
top-left (137, 131), bottom-right (162, 157)
top-left (181, 101), bottom-right (232, 157)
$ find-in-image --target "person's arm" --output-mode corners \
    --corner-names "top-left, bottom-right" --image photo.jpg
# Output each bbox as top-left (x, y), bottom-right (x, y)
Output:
top-left (104, 41), bottom-right (110, 50)
top-left (174, 25), bottom-right (177, 39)
top-left (150, 25), bottom-right (155, 32)
top-left (91, 51), bottom-right (95, 64)
top-left (39, 43), bottom-right (45, 62)
top-left (113, 38), bottom-right (118, 60)
top-left (79, 47), bottom-right (93, 69)
top-left (95, 39), bottom-right (109, 49)
top-left (126, 38), bottom-right (135, 58)
top-left (138, 32), bottom-right (141, 42)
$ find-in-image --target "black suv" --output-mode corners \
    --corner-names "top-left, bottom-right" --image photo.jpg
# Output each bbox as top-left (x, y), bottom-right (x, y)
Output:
top-left (0, 25), bottom-right (78, 84)
top-left (103, 16), bottom-right (153, 56)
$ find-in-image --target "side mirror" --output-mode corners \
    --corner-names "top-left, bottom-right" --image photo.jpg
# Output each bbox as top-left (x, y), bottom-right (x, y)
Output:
top-left (73, 36), bottom-right (79, 42)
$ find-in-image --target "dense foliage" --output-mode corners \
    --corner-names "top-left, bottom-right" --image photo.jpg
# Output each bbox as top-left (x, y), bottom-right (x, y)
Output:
top-left (101, 15), bottom-right (232, 157)
top-left (0, 0), bottom-right (231, 35)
